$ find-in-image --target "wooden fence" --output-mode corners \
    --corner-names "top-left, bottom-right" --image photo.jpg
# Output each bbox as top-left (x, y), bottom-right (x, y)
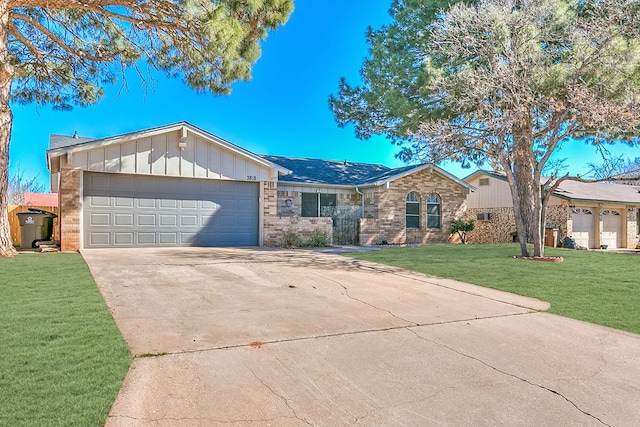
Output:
top-left (8, 205), bottom-right (59, 246)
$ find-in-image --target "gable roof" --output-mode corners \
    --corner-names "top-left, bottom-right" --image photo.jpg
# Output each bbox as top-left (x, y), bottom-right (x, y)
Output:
top-left (46, 121), bottom-right (471, 190)
top-left (262, 155), bottom-right (473, 190)
top-left (465, 170), bottom-right (640, 205)
top-left (47, 121), bottom-right (290, 175)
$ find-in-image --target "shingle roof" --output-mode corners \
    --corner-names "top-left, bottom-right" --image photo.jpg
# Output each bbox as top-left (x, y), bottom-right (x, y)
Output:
top-left (261, 155), bottom-right (391, 186)
top-left (262, 155), bottom-right (473, 189)
top-left (554, 180), bottom-right (640, 204)
top-left (47, 127), bottom-right (469, 189)
top-left (49, 134), bottom-right (95, 150)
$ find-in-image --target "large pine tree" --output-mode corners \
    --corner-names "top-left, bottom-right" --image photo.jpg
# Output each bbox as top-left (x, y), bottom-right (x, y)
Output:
top-left (331, 0), bottom-right (640, 257)
top-left (0, 0), bottom-right (293, 257)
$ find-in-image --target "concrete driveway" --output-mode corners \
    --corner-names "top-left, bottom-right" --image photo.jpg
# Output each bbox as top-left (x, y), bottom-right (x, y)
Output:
top-left (82, 247), bottom-right (640, 426)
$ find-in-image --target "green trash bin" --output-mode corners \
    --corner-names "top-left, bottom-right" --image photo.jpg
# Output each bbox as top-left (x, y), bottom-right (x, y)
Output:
top-left (16, 209), bottom-right (57, 248)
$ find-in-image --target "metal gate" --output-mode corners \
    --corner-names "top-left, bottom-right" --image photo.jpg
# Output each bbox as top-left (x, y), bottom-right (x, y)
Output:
top-left (332, 218), bottom-right (360, 245)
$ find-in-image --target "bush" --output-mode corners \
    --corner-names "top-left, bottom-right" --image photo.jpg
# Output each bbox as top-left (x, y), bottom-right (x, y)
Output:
top-left (282, 230), bottom-right (304, 248)
top-left (450, 218), bottom-right (475, 244)
top-left (305, 229), bottom-right (331, 247)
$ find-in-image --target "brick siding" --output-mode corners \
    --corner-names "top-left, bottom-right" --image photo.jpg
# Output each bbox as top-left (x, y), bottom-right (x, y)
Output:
top-left (59, 169), bottom-right (81, 251)
top-left (361, 169), bottom-right (468, 245)
top-left (465, 204), bottom-right (571, 245)
top-left (271, 169), bottom-right (468, 246)
top-left (627, 208), bottom-right (640, 249)
top-left (263, 183), bottom-right (334, 246)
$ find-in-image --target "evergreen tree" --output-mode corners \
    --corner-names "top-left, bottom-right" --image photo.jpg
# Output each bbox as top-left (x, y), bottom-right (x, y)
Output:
top-left (0, 0), bottom-right (293, 257)
top-left (331, 0), bottom-right (640, 257)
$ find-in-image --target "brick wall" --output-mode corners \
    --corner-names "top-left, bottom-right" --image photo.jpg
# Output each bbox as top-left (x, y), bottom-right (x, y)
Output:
top-left (361, 169), bottom-right (468, 245)
top-left (263, 216), bottom-right (333, 246)
top-left (465, 207), bottom-right (515, 243)
top-left (59, 169), bottom-right (81, 251)
top-left (628, 208), bottom-right (640, 249)
top-left (271, 170), bottom-right (469, 246)
top-left (263, 183), bottom-right (334, 246)
top-left (466, 202), bottom-right (571, 245)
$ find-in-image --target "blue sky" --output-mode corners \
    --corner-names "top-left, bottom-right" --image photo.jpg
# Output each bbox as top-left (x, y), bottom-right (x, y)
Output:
top-left (8, 0), bottom-right (638, 191)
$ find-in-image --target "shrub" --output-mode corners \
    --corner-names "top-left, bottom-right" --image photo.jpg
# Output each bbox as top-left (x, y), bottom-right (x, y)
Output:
top-left (282, 230), bottom-right (304, 248)
top-left (450, 218), bottom-right (475, 244)
top-left (305, 229), bottom-right (331, 247)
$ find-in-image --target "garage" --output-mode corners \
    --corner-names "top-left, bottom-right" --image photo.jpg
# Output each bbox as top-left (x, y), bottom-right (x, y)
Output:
top-left (571, 208), bottom-right (594, 248)
top-left (47, 122), bottom-right (290, 251)
top-left (601, 209), bottom-right (622, 249)
top-left (83, 172), bottom-right (259, 248)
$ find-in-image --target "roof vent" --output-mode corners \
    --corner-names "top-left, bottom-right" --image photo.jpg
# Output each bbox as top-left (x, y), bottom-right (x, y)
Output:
top-left (72, 131), bottom-right (78, 139)
top-left (344, 159), bottom-right (347, 166)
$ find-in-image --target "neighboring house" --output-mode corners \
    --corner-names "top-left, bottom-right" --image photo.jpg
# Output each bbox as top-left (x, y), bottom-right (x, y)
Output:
top-left (46, 121), bottom-right (473, 251)
top-left (465, 170), bottom-right (640, 249)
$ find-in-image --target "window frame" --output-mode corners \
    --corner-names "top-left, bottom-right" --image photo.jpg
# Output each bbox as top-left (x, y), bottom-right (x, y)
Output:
top-left (426, 193), bottom-right (441, 229)
top-left (405, 191), bottom-right (421, 229)
top-left (301, 192), bottom-right (337, 217)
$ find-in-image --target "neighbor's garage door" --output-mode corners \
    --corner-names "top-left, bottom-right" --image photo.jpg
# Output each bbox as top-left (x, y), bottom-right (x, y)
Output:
top-left (83, 172), bottom-right (259, 248)
top-left (601, 209), bottom-right (622, 249)
top-left (571, 208), bottom-right (594, 248)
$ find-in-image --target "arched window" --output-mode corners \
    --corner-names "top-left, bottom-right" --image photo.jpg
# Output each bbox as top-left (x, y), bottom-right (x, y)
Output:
top-left (406, 192), bottom-right (420, 229)
top-left (427, 193), bottom-right (441, 229)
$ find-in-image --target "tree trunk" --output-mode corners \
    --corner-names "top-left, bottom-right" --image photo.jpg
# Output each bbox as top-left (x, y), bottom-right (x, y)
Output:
top-left (503, 124), bottom-right (545, 258)
top-left (0, 2), bottom-right (18, 257)
top-left (502, 156), bottom-right (531, 257)
top-left (531, 173), bottom-right (544, 257)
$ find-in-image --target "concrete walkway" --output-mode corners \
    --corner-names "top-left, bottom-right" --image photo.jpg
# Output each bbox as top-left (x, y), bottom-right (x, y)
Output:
top-left (82, 247), bottom-right (640, 426)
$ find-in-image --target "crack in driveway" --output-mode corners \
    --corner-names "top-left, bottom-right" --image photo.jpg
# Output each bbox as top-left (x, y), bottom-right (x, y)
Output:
top-left (247, 366), bottom-right (314, 426)
top-left (141, 311), bottom-right (534, 359)
top-left (407, 328), bottom-right (611, 427)
top-left (313, 272), bottom-right (418, 326)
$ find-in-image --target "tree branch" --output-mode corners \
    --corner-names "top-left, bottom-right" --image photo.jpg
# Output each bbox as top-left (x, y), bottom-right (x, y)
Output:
top-left (12, 12), bottom-right (114, 62)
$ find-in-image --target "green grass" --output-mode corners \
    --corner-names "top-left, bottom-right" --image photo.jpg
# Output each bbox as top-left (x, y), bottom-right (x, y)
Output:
top-left (345, 244), bottom-right (640, 335)
top-left (0, 253), bottom-right (132, 426)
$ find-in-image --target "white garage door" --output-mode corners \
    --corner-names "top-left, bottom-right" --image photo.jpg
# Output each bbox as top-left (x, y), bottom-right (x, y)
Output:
top-left (602, 209), bottom-right (622, 249)
top-left (83, 172), bottom-right (259, 248)
top-left (571, 208), bottom-right (594, 248)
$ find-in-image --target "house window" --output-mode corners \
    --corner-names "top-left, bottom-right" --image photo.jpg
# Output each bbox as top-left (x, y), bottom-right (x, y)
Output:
top-left (406, 192), bottom-right (420, 229)
top-left (427, 193), bottom-right (441, 229)
top-left (302, 193), bottom-right (337, 217)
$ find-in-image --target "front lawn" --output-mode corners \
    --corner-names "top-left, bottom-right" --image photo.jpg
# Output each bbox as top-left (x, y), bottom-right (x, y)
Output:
top-left (0, 253), bottom-right (132, 426)
top-left (345, 244), bottom-right (640, 335)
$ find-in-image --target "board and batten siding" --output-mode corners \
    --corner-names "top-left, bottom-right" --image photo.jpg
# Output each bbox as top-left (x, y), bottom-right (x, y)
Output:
top-left (466, 175), bottom-right (564, 209)
top-left (466, 175), bottom-right (513, 208)
top-left (67, 130), bottom-right (272, 182)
